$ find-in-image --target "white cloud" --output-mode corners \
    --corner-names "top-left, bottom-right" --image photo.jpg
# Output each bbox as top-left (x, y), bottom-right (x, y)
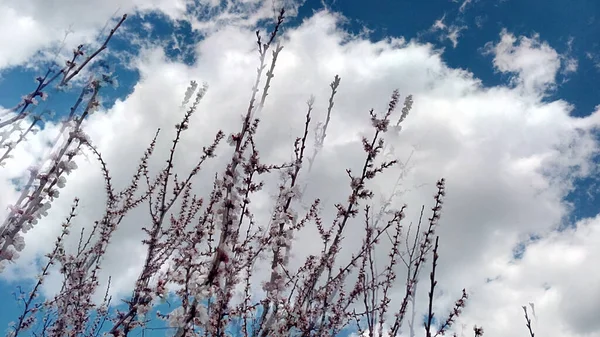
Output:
top-left (458, 0), bottom-right (473, 13)
top-left (430, 15), bottom-right (466, 48)
top-left (432, 15), bottom-right (447, 31)
top-left (459, 214), bottom-right (600, 336)
top-left (446, 25), bottom-right (466, 48)
top-left (187, 0), bottom-right (304, 34)
top-left (586, 51), bottom-right (600, 71)
top-left (562, 57), bottom-right (578, 74)
top-left (484, 29), bottom-right (567, 95)
top-left (1, 3), bottom-right (600, 337)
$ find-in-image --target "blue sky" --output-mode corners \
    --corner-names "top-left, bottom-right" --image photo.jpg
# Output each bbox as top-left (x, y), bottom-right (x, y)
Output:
top-left (1, 0), bottom-right (600, 336)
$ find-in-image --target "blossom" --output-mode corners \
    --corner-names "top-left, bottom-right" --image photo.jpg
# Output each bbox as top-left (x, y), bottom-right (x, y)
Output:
top-left (12, 234), bottom-right (25, 252)
top-left (56, 176), bottom-right (67, 188)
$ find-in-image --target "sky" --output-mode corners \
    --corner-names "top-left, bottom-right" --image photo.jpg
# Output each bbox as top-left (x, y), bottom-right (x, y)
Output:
top-left (0, 0), bottom-right (600, 336)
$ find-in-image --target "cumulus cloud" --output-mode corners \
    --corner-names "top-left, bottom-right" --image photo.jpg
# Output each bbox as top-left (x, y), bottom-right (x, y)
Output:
top-left (483, 29), bottom-right (575, 95)
top-left (461, 214), bottom-right (600, 336)
top-left (1, 2), bottom-right (600, 337)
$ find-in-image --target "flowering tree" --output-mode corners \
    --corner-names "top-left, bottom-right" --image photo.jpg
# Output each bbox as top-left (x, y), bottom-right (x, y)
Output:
top-left (0, 8), bottom-right (507, 337)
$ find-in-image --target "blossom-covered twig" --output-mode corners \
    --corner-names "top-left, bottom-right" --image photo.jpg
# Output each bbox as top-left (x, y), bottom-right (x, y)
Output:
top-left (0, 13), bottom-right (127, 269)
